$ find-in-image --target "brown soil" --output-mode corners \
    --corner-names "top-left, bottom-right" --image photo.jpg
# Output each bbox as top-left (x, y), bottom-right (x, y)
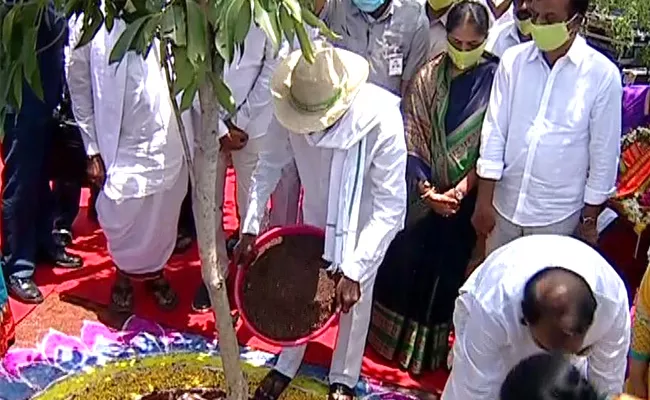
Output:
top-left (242, 234), bottom-right (338, 341)
top-left (141, 389), bottom-right (226, 399)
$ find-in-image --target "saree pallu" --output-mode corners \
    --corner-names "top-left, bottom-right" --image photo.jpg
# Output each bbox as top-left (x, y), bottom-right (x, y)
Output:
top-left (368, 54), bottom-right (498, 375)
top-left (631, 265), bottom-right (650, 362)
top-left (0, 273), bottom-right (16, 357)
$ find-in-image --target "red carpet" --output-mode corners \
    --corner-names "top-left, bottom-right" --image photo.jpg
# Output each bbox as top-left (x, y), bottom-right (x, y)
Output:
top-left (7, 168), bottom-right (448, 393)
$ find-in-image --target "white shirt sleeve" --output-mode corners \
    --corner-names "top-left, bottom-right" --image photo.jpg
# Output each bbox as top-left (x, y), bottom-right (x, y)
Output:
top-left (241, 116), bottom-right (294, 235)
top-left (66, 17), bottom-right (99, 156)
top-left (584, 67), bottom-right (622, 206)
top-left (235, 37), bottom-right (280, 138)
top-left (587, 300), bottom-right (631, 395)
top-left (442, 294), bottom-right (509, 400)
top-left (339, 109), bottom-right (407, 282)
top-left (476, 56), bottom-right (510, 181)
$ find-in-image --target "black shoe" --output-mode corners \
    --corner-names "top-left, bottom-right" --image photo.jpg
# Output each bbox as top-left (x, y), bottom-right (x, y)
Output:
top-left (52, 228), bottom-right (73, 247)
top-left (41, 248), bottom-right (84, 269)
top-left (192, 283), bottom-right (211, 313)
top-left (8, 276), bottom-right (44, 304)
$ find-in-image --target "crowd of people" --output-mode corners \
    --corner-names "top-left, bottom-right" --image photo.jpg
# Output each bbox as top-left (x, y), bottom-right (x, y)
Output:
top-left (0, 0), bottom-right (648, 398)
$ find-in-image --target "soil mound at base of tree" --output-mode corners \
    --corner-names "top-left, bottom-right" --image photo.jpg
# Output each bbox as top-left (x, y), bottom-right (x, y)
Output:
top-left (141, 389), bottom-right (227, 399)
top-left (241, 234), bottom-right (338, 341)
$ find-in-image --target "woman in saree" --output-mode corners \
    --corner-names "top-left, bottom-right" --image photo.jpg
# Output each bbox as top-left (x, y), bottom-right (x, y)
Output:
top-left (0, 273), bottom-right (16, 357)
top-left (367, 0), bottom-right (498, 375)
top-left (627, 259), bottom-right (650, 398)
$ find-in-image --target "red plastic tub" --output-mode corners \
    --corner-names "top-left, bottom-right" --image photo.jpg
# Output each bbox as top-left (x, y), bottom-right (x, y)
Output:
top-left (234, 225), bottom-right (340, 347)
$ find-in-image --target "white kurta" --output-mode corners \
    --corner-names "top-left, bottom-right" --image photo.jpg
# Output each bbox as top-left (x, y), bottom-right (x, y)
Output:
top-left (242, 83), bottom-right (407, 387)
top-left (67, 21), bottom-right (187, 274)
top-left (442, 235), bottom-right (630, 400)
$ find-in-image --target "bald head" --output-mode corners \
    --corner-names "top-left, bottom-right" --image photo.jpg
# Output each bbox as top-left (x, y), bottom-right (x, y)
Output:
top-left (522, 267), bottom-right (597, 336)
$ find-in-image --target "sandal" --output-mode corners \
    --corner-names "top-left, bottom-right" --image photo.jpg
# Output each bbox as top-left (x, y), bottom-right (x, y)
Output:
top-left (328, 383), bottom-right (355, 400)
top-left (174, 232), bottom-right (193, 254)
top-left (146, 276), bottom-right (179, 311)
top-left (253, 370), bottom-right (292, 400)
top-left (110, 275), bottom-right (134, 314)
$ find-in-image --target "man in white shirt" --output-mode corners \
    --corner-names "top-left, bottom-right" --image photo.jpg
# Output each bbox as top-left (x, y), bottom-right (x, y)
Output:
top-left (443, 234), bottom-right (630, 400)
top-left (234, 44), bottom-right (407, 400)
top-left (471, 0), bottom-right (622, 253)
top-left (485, 0), bottom-right (532, 57)
top-left (67, 21), bottom-right (187, 312)
top-left (192, 24), bottom-right (285, 312)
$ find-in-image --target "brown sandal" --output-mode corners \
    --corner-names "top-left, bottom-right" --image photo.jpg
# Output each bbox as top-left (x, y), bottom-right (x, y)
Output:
top-left (146, 276), bottom-right (178, 311)
top-left (110, 275), bottom-right (134, 314)
top-left (253, 370), bottom-right (292, 400)
top-left (328, 383), bottom-right (355, 400)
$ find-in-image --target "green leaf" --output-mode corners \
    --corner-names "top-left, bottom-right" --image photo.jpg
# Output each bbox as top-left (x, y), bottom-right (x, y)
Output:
top-left (283, 0), bottom-right (302, 22)
top-left (294, 18), bottom-right (314, 63)
top-left (210, 73), bottom-right (235, 113)
top-left (2, 7), bottom-right (17, 53)
top-left (63, 0), bottom-right (83, 18)
top-left (105, 0), bottom-right (116, 31)
top-left (301, 7), bottom-right (339, 40)
top-left (172, 46), bottom-right (195, 95)
top-left (186, 0), bottom-right (207, 66)
top-left (108, 16), bottom-right (149, 64)
top-left (279, 5), bottom-right (295, 44)
top-left (180, 78), bottom-right (198, 111)
top-left (253, 0), bottom-right (280, 51)
top-left (22, 27), bottom-right (43, 101)
top-left (161, 4), bottom-right (187, 46)
top-left (11, 64), bottom-right (23, 110)
top-left (77, 7), bottom-right (104, 49)
top-left (233, 0), bottom-right (252, 47)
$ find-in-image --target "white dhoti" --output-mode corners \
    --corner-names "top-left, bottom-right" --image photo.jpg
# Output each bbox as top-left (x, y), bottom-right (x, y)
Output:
top-left (97, 164), bottom-right (189, 275)
top-left (274, 269), bottom-right (377, 388)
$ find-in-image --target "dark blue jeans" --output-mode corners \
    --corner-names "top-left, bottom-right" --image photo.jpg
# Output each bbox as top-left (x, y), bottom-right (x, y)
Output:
top-left (2, 113), bottom-right (58, 279)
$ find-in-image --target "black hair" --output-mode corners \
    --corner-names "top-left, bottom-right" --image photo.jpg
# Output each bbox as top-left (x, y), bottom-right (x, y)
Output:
top-left (500, 353), bottom-right (600, 400)
top-left (521, 267), bottom-right (597, 335)
top-left (445, 0), bottom-right (490, 37)
top-left (570, 0), bottom-right (589, 16)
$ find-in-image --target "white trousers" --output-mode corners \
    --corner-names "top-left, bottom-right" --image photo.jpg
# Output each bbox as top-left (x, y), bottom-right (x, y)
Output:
top-left (268, 160), bottom-right (302, 226)
top-left (97, 163), bottom-right (188, 275)
top-left (486, 210), bottom-right (581, 255)
top-left (274, 270), bottom-right (377, 388)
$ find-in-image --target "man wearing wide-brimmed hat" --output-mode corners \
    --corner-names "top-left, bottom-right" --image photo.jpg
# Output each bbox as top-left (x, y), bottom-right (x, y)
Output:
top-left (234, 43), bottom-right (408, 400)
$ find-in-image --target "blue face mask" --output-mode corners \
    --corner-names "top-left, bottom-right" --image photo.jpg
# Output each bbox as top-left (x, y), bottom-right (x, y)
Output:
top-left (352, 0), bottom-right (384, 13)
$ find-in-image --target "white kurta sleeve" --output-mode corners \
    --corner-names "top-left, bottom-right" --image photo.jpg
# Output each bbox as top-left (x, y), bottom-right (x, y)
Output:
top-left (442, 294), bottom-right (508, 400)
top-left (338, 109), bottom-right (407, 282)
top-left (235, 37), bottom-right (280, 138)
top-left (584, 67), bottom-right (622, 206)
top-left (476, 55), bottom-right (510, 181)
top-left (66, 17), bottom-right (99, 156)
top-left (587, 300), bottom-right (630, 395)
top-left (241, 116), bottom-right (294, 235)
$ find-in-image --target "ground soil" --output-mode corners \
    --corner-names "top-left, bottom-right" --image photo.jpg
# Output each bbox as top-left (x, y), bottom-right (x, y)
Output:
top-left (141, 389), bottom-right (227, 400)
top-left (242, 234), bottom-right (337, 341)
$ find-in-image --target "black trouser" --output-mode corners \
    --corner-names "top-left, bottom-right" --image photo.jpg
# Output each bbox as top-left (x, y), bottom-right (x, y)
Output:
top-left (49, 121), bottom-right (86, 231)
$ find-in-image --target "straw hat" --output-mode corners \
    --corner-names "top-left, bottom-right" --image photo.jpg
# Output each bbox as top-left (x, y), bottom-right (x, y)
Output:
top-left (271, 42), bottom-right (370, 134)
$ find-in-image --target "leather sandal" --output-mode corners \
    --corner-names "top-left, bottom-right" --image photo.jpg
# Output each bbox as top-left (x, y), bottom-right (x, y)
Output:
top-left (110, 275), bottom-right (133, 314)
top-left (328, 383), bottom-right (356, 400)
top-left (253, 370), bottom-right (292, 400)
top-left (146, 276), bottom-right (178, 311)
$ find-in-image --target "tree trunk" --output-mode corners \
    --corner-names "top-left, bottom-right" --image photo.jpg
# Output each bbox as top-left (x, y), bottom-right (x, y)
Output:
top-left (192, 80), bottom-right (249, 400)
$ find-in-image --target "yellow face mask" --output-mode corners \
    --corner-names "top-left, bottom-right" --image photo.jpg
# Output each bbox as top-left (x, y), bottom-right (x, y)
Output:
top-left (446, 40), bottom-right (486, 70)
top-left (427, 0), bottom-right (455, 12)
top-left (516, 18), bottom-right (533, 36)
